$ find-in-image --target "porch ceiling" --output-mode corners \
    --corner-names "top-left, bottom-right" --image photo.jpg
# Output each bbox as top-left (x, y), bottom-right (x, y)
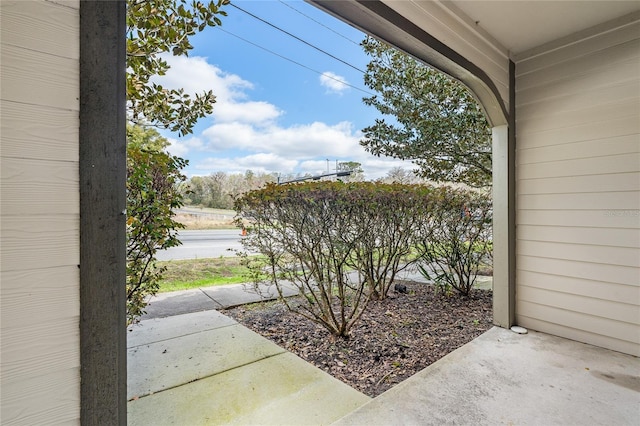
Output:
top-left (395, 0), bottom-right (640, 55)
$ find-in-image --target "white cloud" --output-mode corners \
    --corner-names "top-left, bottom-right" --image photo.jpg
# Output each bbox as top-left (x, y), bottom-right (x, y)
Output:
top-left (319, 71), bottom-right (350, 95)
top-left (155, 55), bottom-right (252, 103)
top-left (155, 55), bottom-right (282, 126)
top-left (195, 153), bottom-right (298, 175)
top-left (212, 101), bottom-right (281, 125)
top-left (154, 56), bottom-right (417, 181)
top-left (299, 160), bottom-right (332, 175)
top-left (202, 121), bottom-right (361, 158)
top-left (166, 136), bottom-right (204, 158)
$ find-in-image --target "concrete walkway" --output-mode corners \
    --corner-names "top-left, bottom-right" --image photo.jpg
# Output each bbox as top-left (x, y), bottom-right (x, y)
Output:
top-left (127, 309), bottom-right (370, 425)
top-left (138, 281), bottom-right (300, 320)
top-left (138, 266), bottom-right (492, 321)
top-left (127, 270), bottom-right (438, 424)
top-left (128, 274), bottom-right (639, 425)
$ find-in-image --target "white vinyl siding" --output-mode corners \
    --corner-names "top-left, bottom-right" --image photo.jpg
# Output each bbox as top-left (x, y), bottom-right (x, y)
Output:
top-left (0, 0), bottom-right (80, 423)
top-left (515, 18), bottom-right (640, 356)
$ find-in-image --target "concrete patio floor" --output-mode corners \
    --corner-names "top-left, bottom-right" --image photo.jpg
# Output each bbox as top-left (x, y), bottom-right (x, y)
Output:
top-left (128, 279), bottom-right (638, 425)
top-left (335, 326), bottom-right (640, 425)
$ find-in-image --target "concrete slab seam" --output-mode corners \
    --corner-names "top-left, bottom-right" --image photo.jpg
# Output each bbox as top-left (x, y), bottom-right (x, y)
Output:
top-left (130, 351), bottom-right (289, 401)
top-left (126, 322), bottom-right (240, 349)
top-left (198, 288), bottom-right (224, 308)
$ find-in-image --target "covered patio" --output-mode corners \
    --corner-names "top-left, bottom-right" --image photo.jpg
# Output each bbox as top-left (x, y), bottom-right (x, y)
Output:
top-left (335, 326), bottom-right (639, 425)
top-left (1, 1), bottom-right (637, 423)
top-left (126, 301), bottom-right (639, 425)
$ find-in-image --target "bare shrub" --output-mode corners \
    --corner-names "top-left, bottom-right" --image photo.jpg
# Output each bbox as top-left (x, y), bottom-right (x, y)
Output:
top-left (235, 182), bottom-right (369, 337)
top-left (414, 186), bottom-right (492, 296)
top-left (234, 182), bottom-right (492, 336)
top-left (234, 182), bottom-right (427, 337)
top-left (348, 184), bottom-right (429, 300)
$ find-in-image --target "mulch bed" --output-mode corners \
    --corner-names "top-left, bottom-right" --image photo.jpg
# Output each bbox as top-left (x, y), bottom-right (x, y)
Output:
top-left (225, 281), bottom-right (492, 397)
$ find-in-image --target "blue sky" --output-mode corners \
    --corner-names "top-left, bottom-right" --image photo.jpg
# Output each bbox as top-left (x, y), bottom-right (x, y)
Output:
top-left (157, 0), bottom-right (415, 180)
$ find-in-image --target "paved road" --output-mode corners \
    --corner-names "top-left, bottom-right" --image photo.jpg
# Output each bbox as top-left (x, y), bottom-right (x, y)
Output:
top-left (156, 229), bottom-right (244, 261)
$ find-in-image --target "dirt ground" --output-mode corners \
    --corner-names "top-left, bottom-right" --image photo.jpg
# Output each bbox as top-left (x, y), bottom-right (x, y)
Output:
top-left (225, 281), bottom-right (493, 397)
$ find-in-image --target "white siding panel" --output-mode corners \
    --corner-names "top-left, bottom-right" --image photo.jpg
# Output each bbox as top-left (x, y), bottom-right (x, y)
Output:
top-left (515, 18), bottom-right (640, 355)
top-left (0, 0), bottom-right (79, 59)
top-left (1, 157), bottom-right (78, 216)
top-left (515, 114), bottom-right (639, 149)
top-left (518, 154), bottom-right (640, 179)
top-left (1, 266), bottom-right (79, 327)
top-left (518, 285), bottom-right (639, 325)
top-left (518, 225), bottom-right (640, 248)
top-left (517, 80), bottom-right (639, 120)
top-left (518, 191), bottom-right (639, 211)
top-left (0, 1), bottom-right (80, 420)
top-left (517, 209), bottom-right (640, 229)
top-left (517, 19), bottom-right (640, 75)
top-left (518, 173), bottom-right (640, 195)
top-left (1, 100), bottom-right (78, 161)
top-left (1, 317), bottom-right (80, 384)
top-left (517, 39), bottom-right (640, 91)
top-left (517, 65), bottom-right (639, 107)
top-left (516, 316), bottom-right (640, 357)
top-left (517, 135), bottom-right (638, 166)
top-left (45, 0), bottom-right (79, 9)
top-left (0, 43), bottom-right (78, 110)
top-left (518, 270), bottom-right (639, 305)
top-left (517, 97), bottom-right (639, 135)
top-left (518, 255), bottom-right (639, 287)
top-left (0, 367), bottom-right (79, 425)
top-left (0, 215), bottom-right (79, 272)
top-left (517, 301), bottom-right (638, 347)
top-left (517, 240), bottom-right (639, 268)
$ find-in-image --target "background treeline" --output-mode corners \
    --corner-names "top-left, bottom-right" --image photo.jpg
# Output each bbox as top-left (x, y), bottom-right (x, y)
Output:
top-left (181, 166), bottom-right (430, 209)
top-left (182, 171), bottom-right (276, 209)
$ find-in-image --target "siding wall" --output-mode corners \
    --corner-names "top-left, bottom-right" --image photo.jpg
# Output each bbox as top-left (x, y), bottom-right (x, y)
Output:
top-left (0, 0), bottom-right (81, 423)
top-left (515, 18), bottom-right (640, 356)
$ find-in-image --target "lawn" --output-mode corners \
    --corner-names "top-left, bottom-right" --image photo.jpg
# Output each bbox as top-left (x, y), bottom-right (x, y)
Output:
top-left (157, 256), bottom-right (250, 292)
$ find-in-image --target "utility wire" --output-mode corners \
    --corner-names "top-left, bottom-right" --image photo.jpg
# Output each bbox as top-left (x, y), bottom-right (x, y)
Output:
top-left (217, 28), bottom-right (375, 96)
top-left (230, 3), bottom-right (366, 74)
top-left (277, 0), bottom-right (361, 46)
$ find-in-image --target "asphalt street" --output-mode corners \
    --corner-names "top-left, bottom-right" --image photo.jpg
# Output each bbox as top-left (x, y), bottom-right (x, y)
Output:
top-left (155, 229), bottom-right (244, 261)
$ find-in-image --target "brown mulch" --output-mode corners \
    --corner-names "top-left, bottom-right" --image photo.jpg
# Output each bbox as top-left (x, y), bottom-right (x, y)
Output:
top-left (225, 281), bottom-right (492, 397)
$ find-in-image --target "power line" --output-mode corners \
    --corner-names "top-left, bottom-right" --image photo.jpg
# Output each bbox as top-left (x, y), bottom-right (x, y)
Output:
top-left (277, 0), bottom-right (361, 46)
top-left (230, 2), bottom-right (366, 74)
top-left (217, 28), bottom-right (375, 96)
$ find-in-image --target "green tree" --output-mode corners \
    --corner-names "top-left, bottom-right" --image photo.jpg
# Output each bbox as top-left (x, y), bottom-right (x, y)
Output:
top-left (337, 161), bottom-right (364, 182)
top-left (126, 125), bottom-right (187, 324)
top-left (125, 0), bottom-right (230, 323)
top-left (127, 0), bottom-right (230, 136)
top-left (360, 36), bottom-right (492, 187)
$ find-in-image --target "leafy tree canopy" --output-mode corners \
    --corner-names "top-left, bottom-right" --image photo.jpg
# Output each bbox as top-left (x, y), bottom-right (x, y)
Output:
top-left (337, 161), bottom-right (365, 182)
top-left (125, 0), bottom-right (230, 322)
top-left (360, 36), bottom-right (492, 187)
top-left (126, 125), bottom-right (187, 324)
top-left (127, 0), bottom-right (230, 136)
top-left (126, 122), bottom-right (170, 150)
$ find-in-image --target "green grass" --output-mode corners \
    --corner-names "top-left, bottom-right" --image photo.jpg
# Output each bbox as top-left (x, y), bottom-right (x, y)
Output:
top-left (157, 256), bottom-right (251, 292)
